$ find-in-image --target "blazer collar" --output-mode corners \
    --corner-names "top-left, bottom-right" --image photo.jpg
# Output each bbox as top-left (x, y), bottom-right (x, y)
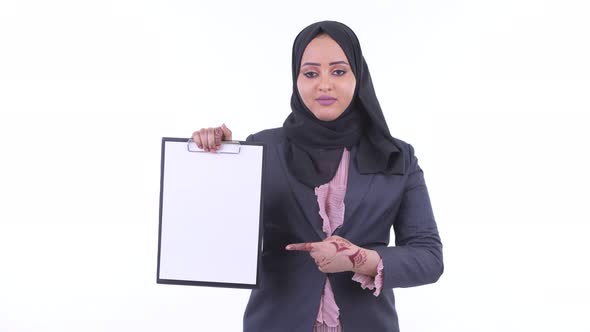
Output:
top-left (336, 145), bottom-right (375, 236)
top-left (276, 142), bottom-right (325, 239)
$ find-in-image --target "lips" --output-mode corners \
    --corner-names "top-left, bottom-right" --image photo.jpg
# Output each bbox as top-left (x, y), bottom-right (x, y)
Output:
top-left (316, 95), bottom-right (336, 106)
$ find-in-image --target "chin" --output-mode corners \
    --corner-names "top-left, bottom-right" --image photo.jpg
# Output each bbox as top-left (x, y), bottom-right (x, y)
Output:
top-left (313, 114), bottom-right (337, 121)
top-left (311, 109), bottom-right (343, 121)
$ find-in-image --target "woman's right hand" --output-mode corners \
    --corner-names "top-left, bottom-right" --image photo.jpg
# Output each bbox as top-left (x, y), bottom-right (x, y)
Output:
top-left (191, 124), bottom-right (232, 152)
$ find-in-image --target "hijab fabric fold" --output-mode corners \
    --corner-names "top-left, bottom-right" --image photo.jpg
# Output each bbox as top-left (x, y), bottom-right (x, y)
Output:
top-left (283, 21), bottom-right (403, 188)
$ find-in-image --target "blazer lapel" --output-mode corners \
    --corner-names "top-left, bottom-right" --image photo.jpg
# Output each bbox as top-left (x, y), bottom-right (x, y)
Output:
top-left (276, 142), bottom-right (325, 240)
top-left (336, 146), bottom-right (375, 236)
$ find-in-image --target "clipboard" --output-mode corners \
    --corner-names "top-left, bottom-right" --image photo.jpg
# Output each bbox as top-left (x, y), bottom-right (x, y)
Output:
top-left (157, 137), bottom-right (265, 289)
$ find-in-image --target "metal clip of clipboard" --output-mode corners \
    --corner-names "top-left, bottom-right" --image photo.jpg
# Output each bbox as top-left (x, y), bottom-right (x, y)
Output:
top-left (187, 139), bottom-right (241, 154)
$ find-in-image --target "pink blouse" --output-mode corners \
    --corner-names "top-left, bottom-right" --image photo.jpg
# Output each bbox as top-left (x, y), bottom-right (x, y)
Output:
top-left (313, 149), bottom-right (384, 332)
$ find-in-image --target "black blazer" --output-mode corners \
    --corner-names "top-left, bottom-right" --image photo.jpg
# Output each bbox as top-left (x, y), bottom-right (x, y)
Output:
top-left (243, 128), bottom-right (443, 332)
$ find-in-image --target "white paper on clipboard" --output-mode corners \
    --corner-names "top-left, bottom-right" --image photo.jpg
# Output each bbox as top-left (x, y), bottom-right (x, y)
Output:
top-left (157, 137), bottom-right (264, 289)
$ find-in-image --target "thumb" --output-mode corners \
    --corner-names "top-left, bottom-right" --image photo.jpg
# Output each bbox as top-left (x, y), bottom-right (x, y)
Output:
top-left (220, 123), bottom-right (232, 141)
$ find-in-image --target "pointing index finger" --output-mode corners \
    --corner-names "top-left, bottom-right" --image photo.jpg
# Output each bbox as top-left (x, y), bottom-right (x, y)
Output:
top-left (286, 243), bottom-right (314, 252)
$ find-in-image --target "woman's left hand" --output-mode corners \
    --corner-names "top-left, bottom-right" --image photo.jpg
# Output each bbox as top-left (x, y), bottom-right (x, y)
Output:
top-left (286, 235), bottom-right (377, 274)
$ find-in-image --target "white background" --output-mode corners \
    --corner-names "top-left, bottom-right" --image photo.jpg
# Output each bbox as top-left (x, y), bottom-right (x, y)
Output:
top-left (1, 0), bottom-right (589, 331)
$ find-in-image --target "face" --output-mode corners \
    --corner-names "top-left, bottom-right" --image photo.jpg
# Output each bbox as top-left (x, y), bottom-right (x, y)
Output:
top-left (297, 34), bottom-right (356, 121)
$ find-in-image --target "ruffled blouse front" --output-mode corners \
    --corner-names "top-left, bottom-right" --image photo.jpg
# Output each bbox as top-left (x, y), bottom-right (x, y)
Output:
top-left (313, 149), bottom-right (384, 332)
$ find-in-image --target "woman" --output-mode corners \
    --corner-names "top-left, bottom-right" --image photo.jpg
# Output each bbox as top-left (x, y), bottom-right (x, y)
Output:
top-left (192, 21), bottom-right (443, 332)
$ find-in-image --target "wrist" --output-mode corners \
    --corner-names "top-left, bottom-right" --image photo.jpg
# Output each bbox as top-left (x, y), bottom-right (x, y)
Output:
top-left (351, 248), bottom-right (380, 276)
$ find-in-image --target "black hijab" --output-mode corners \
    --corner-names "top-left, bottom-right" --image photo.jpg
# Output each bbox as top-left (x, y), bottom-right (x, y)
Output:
top-left (283, 21), bottom-right (403, 188)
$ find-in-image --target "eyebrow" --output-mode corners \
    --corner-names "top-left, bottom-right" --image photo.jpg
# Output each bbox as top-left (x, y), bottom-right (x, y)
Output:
top-left (301, 61), bottom-right (350, 67)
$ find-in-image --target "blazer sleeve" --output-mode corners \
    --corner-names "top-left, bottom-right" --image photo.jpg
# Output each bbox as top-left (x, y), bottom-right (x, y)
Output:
top-left (372, 144), bottom-right (443, 289)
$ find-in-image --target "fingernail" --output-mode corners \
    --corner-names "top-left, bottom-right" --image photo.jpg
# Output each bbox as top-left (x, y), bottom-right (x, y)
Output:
top-left (285, 245), bottom-right (291, 250)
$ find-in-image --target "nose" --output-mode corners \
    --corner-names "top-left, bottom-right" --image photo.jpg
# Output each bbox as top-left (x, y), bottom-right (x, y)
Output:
top-left (318, 74), bottom-right (332, 92)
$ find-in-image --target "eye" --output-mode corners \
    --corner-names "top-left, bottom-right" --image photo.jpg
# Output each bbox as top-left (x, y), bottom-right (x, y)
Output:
top-left (333, 69), bottom-right (347, 76)
top-left (303, 71), bottom-right (318, 78)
